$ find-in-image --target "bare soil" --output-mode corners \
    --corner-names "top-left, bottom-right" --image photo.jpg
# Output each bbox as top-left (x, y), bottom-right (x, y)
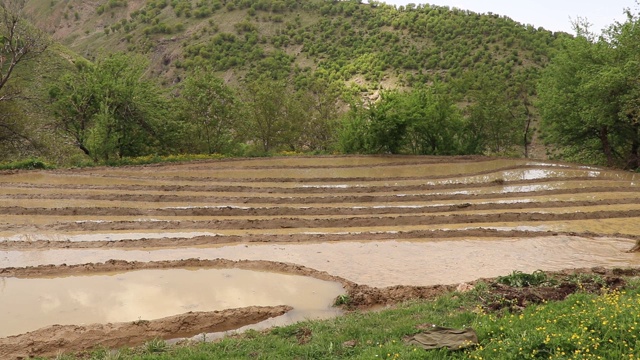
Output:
top-left (0, 305), bottom-right (291, 360)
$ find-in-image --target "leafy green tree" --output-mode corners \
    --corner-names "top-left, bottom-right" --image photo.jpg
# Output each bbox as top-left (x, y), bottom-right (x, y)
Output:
top-left (241, 77), bottom-right (303, 153)
top-left (51, 54), bottom-right (168, 162)
top-left (178, 68), bottom-right (241, 154)
top-left (538, 15), bottom-right (640, 168)
top-left (465, 74), bottom-right (524, 155)
top-left (338, 85), bottom-right (468, 155)
top-left (367, 91), bottom-right (408, 154)
top-left (293, 78), bottom-right (342, 152)
top-left (402, 85), bottom-right (467, 155)
top-left (336, 100), bottom-right (372, 154)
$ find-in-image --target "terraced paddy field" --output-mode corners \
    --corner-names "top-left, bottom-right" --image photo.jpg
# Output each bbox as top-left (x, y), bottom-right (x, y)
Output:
top-left (1, 155), bottom-right (640, 358)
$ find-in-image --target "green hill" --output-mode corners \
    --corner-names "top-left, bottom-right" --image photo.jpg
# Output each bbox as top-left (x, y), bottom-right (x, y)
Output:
top-left (27, 0), bottom-right (567, 91)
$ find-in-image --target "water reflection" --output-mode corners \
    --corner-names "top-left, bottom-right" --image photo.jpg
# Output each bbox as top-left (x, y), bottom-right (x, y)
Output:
top-left (0, 268), bottom-right (344, 338)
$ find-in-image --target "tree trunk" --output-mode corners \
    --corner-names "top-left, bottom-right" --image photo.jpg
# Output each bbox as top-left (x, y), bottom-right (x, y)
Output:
top-left (628, 122), bottom-right (640, 170)
top-left (599, 126), bottom-right (615, 167)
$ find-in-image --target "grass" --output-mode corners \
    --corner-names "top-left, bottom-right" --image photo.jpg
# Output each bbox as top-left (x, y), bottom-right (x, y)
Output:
top-left (42, 275), bottom-right (640, 360)
top-left (0, 158), bottom-right (54, 170)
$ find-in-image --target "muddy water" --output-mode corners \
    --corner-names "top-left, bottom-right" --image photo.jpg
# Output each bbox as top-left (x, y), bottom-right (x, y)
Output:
top-left (2, 237), bottom-right (636, 289)
top-left (2, 214), bottom-right (640, 243)
top-left (95, 159), bottom-right (529, 179)
top-left (46, 158), bottom-right (633, 181)
top-left (3, 201), bottom-right (640, 228)
top-left (0, 191), bottom-right (639, 211)
top-left (74, 166), bottom-right (634, 181)
top-left (0, 268), bottom-right (344, 338)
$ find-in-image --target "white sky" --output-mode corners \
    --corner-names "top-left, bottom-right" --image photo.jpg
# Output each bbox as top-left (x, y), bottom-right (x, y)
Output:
top-left (380, 0), bottom-right (638, 34)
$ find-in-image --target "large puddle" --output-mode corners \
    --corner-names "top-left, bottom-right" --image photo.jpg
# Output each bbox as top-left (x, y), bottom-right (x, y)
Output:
top-left (3, 237), bottom-right (638, 288)
top-left (0, 268), bottom-right (344, 338)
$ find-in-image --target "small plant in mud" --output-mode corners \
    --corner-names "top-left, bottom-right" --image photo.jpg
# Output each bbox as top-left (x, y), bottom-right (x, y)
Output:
top-left (143, 338), bottom-right (167, 354)
top-left (497, 270), bottom-right (553, 287)
top-left (334, 294), bottom-right (351, 306)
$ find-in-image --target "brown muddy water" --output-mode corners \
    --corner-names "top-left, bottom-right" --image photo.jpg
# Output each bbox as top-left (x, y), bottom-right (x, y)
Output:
top-left (0, 268), bottom-right (344, 338)
top-left (3, 236), bottom-right (638, 288)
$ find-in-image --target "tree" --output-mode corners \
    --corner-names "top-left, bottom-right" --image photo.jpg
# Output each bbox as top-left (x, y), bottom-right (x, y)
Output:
top-left (0, 0), bottom-right (48, 156)
top-left (178, 69), bottom-right (241, 154)
top-left (295, 78), bottom-right (341, 152)
top-left (465, 74), bottom-right (524, 155)
top-left (0, 0), bottom-right (48, 101)
top-left (241, 77), bottom-right (303, 153)
top-left (337, 84), bottom-right (468, 155)
top-left (51, 54), bottom-right (168, 162)
top-left (538, 15), bottom-right (640, 169)
top-left (403, 85), bottom-right (467, 155)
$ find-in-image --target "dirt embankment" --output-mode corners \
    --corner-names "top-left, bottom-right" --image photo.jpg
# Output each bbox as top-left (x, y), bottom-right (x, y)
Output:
top-left (0, 305), bottom-right (291, 360)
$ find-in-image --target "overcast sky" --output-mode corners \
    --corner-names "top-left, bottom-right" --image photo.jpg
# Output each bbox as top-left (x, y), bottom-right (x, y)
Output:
top-left (379, 0), bottom-right (637, 34)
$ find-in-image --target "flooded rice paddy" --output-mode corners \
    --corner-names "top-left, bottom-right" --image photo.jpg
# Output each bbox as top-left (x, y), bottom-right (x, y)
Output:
top-left (1, 155), bottom-right (640, 356)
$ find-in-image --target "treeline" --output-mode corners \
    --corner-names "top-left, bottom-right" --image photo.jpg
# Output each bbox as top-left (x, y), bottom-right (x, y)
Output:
top-left (537, 13), bottom-right (640, 169)
top-left (46, 53), bottom-right (531, 164)
top-left (4, 1), bottom-right (640, 169)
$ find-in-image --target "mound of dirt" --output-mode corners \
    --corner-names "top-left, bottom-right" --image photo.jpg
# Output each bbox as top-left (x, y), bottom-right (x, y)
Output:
top-left (0, 305), bottom-right (292, 360)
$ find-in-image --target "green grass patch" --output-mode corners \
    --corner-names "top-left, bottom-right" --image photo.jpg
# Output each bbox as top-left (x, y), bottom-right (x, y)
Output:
top-left (45, 276), bottom-right (640, 360)
top-left (0, 158), bottom-right (54, 170)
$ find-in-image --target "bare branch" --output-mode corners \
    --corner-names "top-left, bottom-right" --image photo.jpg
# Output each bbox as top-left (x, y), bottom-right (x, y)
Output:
top-left (0, 0), bottom-right (49, 97)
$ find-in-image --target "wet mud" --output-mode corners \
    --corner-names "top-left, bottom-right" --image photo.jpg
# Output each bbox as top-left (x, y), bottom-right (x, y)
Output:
top-left (0, 305), bottom-right (292, 360)
top-left (1, 155), bottom-right (640, 357)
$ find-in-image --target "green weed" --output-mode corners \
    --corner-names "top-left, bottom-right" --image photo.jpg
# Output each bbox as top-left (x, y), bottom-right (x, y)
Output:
top-left (497, 270), bottom-right (554, 287)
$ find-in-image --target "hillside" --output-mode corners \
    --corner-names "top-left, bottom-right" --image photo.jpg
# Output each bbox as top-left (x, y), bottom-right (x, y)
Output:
top-left (26, 0), bottom-right (568, 92)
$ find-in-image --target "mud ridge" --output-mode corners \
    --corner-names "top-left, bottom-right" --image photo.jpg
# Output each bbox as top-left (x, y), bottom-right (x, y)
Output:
top-left (6, 209), bottom-right (639, 232)
top-left (1, 186), bottom-right (637, 204)
top-left (0, 176), bottom-right (607, 194)
top-left (0, 305), bottom-right (292, 360)
top-left (0, 198), bottom-right (639, 217)
top-left (0, 259), bottom-right (357, 287)
top-left (77, 164), bottom-right (616, 183)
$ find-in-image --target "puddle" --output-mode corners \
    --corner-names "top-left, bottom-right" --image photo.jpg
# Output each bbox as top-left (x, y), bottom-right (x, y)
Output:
top-left (2, 237), bottom-right (637, 290)
top-left (0, 268), bottom-right (344, 338)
